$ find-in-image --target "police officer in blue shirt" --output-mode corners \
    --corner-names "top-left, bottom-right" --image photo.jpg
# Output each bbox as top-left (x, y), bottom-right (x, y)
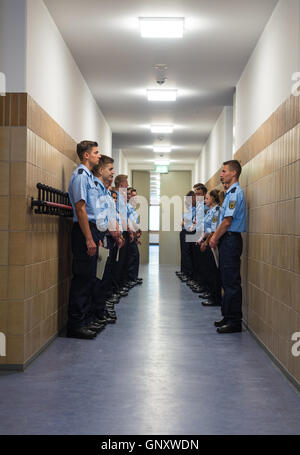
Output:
top-left (177, 190), bottom-right (196, 281)
top-left (92, 155), bottom-right (123, 323)
top-left (126, 188), bottom-right (143, 285)
top-left (197, 189), bottom-right (222, 306)
top-left (189, 184), bottom-right (208, 292)
top-left (67, 140), bottom-right (105, 339)
top-left (114, 175), bottom-right (130, 292)
top-left (210, 160), bottom-right (246, 333)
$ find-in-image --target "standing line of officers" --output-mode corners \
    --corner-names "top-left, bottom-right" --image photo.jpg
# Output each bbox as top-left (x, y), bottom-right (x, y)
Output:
top-left (177, 159), bottom-right (246, 334)
top-left (67, 140), bottom-right (143, 339)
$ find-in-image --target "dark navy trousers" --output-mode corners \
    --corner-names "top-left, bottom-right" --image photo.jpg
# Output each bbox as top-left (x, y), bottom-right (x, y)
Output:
top-left (68, 222), bottom-right (105, 330)
top-left (127, 239), bottom-right (140, 281)
top-left (180, 229), bottom-right (195, 278)
top-left (219, 232), bottom-right (243, 322)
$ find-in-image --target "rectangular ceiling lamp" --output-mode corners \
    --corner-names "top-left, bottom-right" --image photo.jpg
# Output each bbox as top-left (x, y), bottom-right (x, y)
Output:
top-left (153, 146), bottom-right (172, 153)
top-left (139, 17), bottom-right (184, 38)
top-left (147, 89), bottom-right (177, 102)
top-left (151, 125), bottom-right (174, 134)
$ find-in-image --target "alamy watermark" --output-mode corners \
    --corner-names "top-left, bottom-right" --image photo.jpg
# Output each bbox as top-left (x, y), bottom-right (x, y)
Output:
top-left (291, 332), bottom-right (300, 358)
top-left (0, 72), bottom-right (6, 96)
top-left (95, 191), bottom-right (204, 242)
top-left (0, 332), bottom-right (6, 357)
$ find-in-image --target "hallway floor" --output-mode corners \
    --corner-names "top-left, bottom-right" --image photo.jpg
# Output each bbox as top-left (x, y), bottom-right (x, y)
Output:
top-left (0, 246), bottom-right (300, 435)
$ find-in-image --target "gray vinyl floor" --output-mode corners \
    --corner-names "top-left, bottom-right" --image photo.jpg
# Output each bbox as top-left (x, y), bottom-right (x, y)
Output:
top-left (0, 246), bottom-right (300, 435)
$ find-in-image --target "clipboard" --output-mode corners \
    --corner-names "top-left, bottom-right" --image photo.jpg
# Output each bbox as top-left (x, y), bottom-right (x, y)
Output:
top-left (211, 247), bottom-right (219, 268)
top-left (96, 246), bottom-right (110, 280)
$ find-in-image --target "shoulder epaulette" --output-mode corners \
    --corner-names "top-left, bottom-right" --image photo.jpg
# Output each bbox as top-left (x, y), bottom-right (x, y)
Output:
top-left (78, 169), bottom-right (84, 175)
top-left (230, 187), bottom-right (237, 193)
top-left (95, 181), bottom-right (98, 186)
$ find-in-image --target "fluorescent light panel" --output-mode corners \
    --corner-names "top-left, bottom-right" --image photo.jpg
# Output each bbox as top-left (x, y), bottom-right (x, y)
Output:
top-left (139, 17), bottom-right (184, 38)
top-left (147, 89), bottom-right (177, 102)
top-left (153, 146), bottom-right (172, 153)
top-left (151, 124), bottom-right (174, 134)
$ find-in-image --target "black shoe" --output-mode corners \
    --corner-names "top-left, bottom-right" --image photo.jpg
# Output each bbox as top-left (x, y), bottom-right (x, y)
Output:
top-left (94, 317), bottom-right (107, 326)
top-left (180, 277), bottom-right (188, 282)
top-left (198, 292), bottom-right (210, 300)
top-left (106, 306), bottom-right (115, 313)
top-left (104, 314), bottom-right (117, 324)
top-left (105, 297), bottom-right (119, 304)
top-left (67, 327), bottom-right (97, 339)
top-left (214, 318), bottom-right (227, 328)
top-left (217, 323), bottom-right (242, 334)
top-left (107, 309), bottom-right (117, 317)
top-left (201, 299), bottom-right (221, 307)
top-left (186, 280), bottom-right (196, 286)
top-left (192, 287), bottom-right (204, 293)
top-left (121, 287), bottom-right (129, 292)
top-left (133, 279), bottom-right (142, 285)
top-left (111, 293), bottom-right (120, 299)
top-left (119, 290), bottom-right (128, 297)
top-left (86, 323), bottom-right (104, 334)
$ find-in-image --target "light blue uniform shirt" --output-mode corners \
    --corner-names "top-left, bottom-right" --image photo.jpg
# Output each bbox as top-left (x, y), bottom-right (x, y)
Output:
top-left (68, 164), bottom-right (98, 223)
top-left (195, 201), bottom-right (208, 232)
top-left (220, 182), bottom-right (246, 232)
top-left (93, 177), bottom-right (116, 232)
top-left (182, 205), bottom-right (196, 230)
top-left (127, 203), bottom-right (139, 227)
top-left (204, 205), bottom-right (221, 234)
top-left (115, 190), bottom-right (128, 232)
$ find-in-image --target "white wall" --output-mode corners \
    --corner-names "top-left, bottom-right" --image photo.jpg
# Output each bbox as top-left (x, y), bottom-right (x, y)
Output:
top-left (235, 0), bottom-right (300, 150)
top-left (195, 106), bottom-right (233, 184)
top-left (0, 0), bottom-right (27, 92)
top-left (26, 0), bottom-right (112, 154)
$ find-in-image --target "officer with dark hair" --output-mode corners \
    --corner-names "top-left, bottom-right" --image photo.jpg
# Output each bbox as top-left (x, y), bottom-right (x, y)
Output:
top-left (188, 184), bottom-right (208, 292)
top-left (210, 160), bottom-right (246, 333)
top-left (197, 189), bottom-right (222, 307)
top-left (126, 188), bottom-right (143, 285)
top-left (67, 140), bottom-right (105, 339)
top-left (176, 190), bottom-right (196, 281)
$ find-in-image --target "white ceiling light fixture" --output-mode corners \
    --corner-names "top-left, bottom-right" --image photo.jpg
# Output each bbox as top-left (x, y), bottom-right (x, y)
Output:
top-left (153, 146), bottom-right (172, 153)
top-left (147, 89), bottom-right (177, 102)
top-left (139, 17), bottom-right (184, 38)
top-left (151, 124), bottom-right (174, 134)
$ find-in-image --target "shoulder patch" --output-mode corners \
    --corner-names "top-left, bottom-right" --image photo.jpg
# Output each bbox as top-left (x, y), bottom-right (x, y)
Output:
top-left (212, 217), bottom-right (217, 223)
top-left (230, 187), bottom-right (237, 194)
top-left (78, 169), bottom-right (84, 175)
top-left (229, 201), bottom-right (236, 209)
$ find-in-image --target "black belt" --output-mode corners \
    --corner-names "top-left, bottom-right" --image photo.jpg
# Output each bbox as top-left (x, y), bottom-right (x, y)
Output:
top-left (222, 231), bottom-right (241, 238)
top-left (74, 221), bottom-right (97, 227)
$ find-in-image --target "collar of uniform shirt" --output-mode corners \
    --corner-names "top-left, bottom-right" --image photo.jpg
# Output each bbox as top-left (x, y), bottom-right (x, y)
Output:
top-left (225, 181), bottom-right (239, 195)
top-left (78, 163), bottom-right (93, 179)
top-left (93, 176), bottom-right (107, 192)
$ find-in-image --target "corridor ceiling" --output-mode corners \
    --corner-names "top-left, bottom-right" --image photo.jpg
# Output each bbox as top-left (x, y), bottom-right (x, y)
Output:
top-left (45, 0), bottom-right (278, 165)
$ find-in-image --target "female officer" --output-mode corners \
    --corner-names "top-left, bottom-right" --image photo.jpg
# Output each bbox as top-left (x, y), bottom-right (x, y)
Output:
top-left (197, 189), bottom-right (222, 306)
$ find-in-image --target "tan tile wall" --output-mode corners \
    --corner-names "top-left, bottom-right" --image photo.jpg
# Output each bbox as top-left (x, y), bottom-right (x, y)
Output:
top-left (205, 94), bottom-right (300, 385)
top-left (243, 123), bottom-right (300, 384)
top-left (0, 93), bottom-right (78, 367)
